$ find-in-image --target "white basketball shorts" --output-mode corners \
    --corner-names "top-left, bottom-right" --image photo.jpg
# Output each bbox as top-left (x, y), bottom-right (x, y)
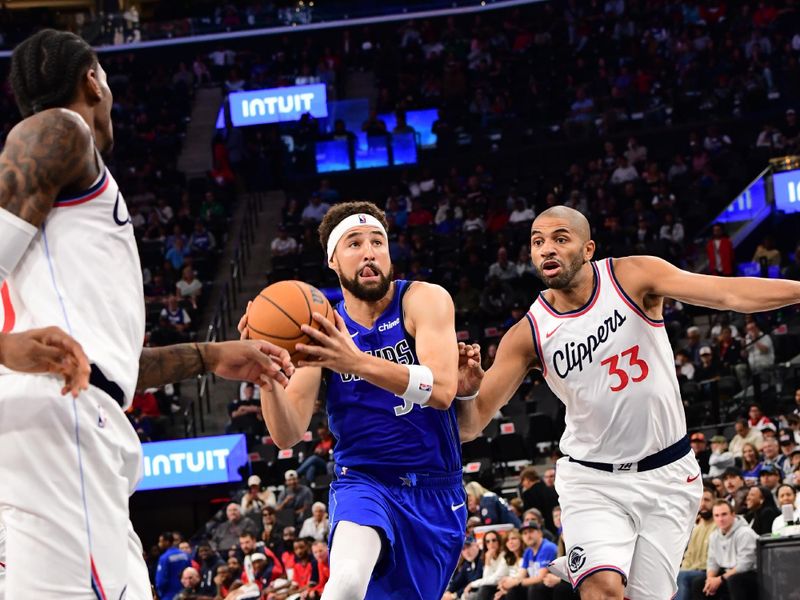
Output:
top-left (555, 450), bottom-right (702, 600)
top-left (0, 373), bottom-right (147, 599)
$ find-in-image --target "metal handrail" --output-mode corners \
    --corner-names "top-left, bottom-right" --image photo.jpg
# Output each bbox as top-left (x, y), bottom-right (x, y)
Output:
top-left (184, 192), bottom-right (261, 436)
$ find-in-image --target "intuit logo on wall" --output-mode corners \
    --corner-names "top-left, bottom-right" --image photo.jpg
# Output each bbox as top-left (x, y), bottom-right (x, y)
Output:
top-left (137, 434), bottom-right (248, 491)
top-left (229, 83), bottom-right (328, 126)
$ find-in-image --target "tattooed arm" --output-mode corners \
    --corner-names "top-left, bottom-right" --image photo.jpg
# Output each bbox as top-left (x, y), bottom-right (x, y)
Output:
top-left (137, 341), bottom-right (295, 392)
top-left (0, 108), bottom-right (97, 226)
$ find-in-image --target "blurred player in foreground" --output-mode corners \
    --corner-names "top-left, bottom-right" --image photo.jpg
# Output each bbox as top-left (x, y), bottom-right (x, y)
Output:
top-left (0, 29), bottom-right (292, 599)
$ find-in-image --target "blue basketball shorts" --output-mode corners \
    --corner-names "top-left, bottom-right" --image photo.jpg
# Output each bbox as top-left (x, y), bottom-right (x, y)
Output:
top-left (328, 464), bottom-right (467, 599)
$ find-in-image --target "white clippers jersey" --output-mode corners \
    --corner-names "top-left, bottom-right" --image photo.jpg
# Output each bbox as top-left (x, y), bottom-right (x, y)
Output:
top-left (0, 167), bottom-right (144, 408)
top-left (527, 258), bottom-right (686, 464)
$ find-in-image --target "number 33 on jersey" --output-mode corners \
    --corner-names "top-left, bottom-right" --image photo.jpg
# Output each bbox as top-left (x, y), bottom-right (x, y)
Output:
top-left (527, 258), bottom-right (686, 465)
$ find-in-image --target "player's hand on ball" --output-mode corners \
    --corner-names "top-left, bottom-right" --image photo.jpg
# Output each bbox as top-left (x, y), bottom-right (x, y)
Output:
top-left (457, 341), bottom-right (484, 397)
top-left (0, 327), bottom-right (91, 397)
top-left (237, 301), bottom-right (252, 340)
top-left (205, 340), bottom-right (294, 390)
top-left (296, 310), bottom-right (361, 373)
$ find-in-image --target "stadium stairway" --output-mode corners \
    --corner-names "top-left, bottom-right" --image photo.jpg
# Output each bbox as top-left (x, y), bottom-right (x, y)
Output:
top-left (183, 189), bottom-right (287, 436)
top-left (177, 86), bottom-right (222, 178)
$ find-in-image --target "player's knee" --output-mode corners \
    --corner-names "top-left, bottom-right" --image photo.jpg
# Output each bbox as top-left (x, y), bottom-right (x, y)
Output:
top-left (322, 559), bottom-right (370, 600)
top-left (578, 570), bottom-right (625, 600)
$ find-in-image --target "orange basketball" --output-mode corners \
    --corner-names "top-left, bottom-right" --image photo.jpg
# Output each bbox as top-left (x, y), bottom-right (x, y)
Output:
top-left (247, 280), bottom-right (333, 363)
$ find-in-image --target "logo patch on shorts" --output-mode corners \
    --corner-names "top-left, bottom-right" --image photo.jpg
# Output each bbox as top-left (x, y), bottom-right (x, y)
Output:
top-left (568, 546), bottom-right (586, 573)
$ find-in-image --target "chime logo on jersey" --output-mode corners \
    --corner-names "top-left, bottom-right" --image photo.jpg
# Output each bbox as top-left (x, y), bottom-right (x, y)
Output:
top-left (552, 309), bottom-right (627, 379)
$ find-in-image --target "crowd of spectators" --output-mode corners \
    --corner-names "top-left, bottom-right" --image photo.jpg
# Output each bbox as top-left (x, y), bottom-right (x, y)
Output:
top-left (146, 466), bottom-right (331, 599)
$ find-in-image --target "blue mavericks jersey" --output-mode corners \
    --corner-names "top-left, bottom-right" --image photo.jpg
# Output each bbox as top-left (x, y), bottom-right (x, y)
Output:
top-left (325, 280), bottom-right (462, 473)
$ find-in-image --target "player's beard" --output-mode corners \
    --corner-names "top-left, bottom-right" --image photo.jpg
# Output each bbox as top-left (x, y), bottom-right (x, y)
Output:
top-left (340, 261), bottom-right (394, 301)
top-left (533, 251), bottom-right (585, 289)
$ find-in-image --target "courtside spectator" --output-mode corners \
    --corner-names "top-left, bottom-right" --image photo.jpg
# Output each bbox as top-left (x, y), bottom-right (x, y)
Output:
top-left (740, 443), bottom-right (763, 486)
top-left (708, 436), bottom-right (735, 478)
top-left (462, 530), bottom-right (507, 599)
top-left (466, 481), bottom-right (521, 527)
top-left (308, 541), bottom-right (330, 599)
top-left (677, 488), bottom-right (716, 600)
top-left (691, 500), bottom-right (758, 600)
top-left (299, 502), bottom-right (330, 541)
top-left (690, 432), bottom-right (711, 475)
top-left (759, 464), bottom-right (783, 504)
top-left (519, 467), bottom-right (559, 534)
top-left (772, 484), bottom-right (800, 534)
top-left (174, 567), bottom-right (213, 600)
top-left (241, 475), bottom-right (277, 517)
top-left (729, 420), bottom-right (764, 458)
top-left (722, 468), bottom-right (749, 515)
top-left (288, 538), bottom-right (320, 596)
top-left (212, 503), bottom-right (258, 553)
top-left (496, 521), bottom-right (557, 599)
top-left (748, 404), bottom-right (775, 433)
top-left (226, 383), bottom-right (263, 438)
top-left (276, 470), bottom-right (313, 524)
top-left (443, 536), bottom-right (483, 600)
top-left (196, 542), bottom-right (224, 596)
top-left (156, 531), bottom-right (192, 600)
top-left (779, 429), bottom-right (798, 478)
top-left (296, 424), bottom-right (335, 483)
top-left (744, 485), bottom-right (780, 535)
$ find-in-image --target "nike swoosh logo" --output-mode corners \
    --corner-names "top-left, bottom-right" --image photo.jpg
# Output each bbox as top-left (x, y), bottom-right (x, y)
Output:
top-left (451, 502), bottom-right (466, 511)
top-left (686, 473), bottom-right (701, 483)
top-left (350, 331), bottom-right (358, 338)
top-left (546, 324), bottom-right (563, 338)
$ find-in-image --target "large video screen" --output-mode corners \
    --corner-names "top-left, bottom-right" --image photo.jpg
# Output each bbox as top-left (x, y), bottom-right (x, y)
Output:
top-left (715, 175), bottom-right (767, 223)
top-left (315, 139), bottom-right (351, 173)
top-left (772, 169), bottom-right (800, 214)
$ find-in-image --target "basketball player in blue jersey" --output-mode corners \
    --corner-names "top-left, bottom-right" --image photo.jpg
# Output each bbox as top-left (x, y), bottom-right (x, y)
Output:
top-left (0, 29), bottom-right (294, 599)
top-left (455, 205), bottom-right (800, 600)
top-left (241, 201), bottom-right (467, 599)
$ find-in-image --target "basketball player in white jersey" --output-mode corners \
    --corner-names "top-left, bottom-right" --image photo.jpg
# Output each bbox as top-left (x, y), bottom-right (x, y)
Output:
top-left (0, 29), bottom-right (293, 599)
top-left (456, 206), bottom-right (800, 600)
top-left (0, 327), bottom-right (90, 595)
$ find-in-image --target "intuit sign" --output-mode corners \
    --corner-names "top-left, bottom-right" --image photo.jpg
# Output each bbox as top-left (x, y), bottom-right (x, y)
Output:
top-left (137, 434), bottom-right (248, 491)
top-left (229, 84), bottom-right (328, 126)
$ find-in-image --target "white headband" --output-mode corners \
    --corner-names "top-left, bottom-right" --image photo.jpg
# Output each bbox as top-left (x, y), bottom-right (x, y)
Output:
top-left (326, 213), bottom-right (388, 261)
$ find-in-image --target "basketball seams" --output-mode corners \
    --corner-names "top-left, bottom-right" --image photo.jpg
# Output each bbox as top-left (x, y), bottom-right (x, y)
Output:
top-left (290, 280), bottom-right (314, 326)
top-left (258, 292), bottom-right (303, 329)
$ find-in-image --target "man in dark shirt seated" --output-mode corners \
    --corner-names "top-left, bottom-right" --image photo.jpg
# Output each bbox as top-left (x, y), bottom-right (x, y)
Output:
top-left (519, 466), bottom-right (560, 534)
top-left (226, 383), bottom-right (264, 439)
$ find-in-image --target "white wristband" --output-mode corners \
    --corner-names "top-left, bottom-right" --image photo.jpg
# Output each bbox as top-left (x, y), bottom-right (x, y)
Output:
top-left (0, 207), bottom-right (37, 286)
top-left (456, 391), bottom-right (479, 401)
top-left (400, 364), bottom-right (434, 405)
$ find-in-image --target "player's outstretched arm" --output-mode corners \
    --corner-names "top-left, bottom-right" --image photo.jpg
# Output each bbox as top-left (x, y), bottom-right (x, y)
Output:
top-left (136, 341), bottom-right (293, 391)
top-left (457, 319), bottom-right (539, 442)
top-left (0, 327), bottom-right (91, 397)
top-left (616, 256), bottom-right (800, 313)
top-left (0, 109), bottom-right (96, 285)
top-left (296, 282), bottom-right (459, 410)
